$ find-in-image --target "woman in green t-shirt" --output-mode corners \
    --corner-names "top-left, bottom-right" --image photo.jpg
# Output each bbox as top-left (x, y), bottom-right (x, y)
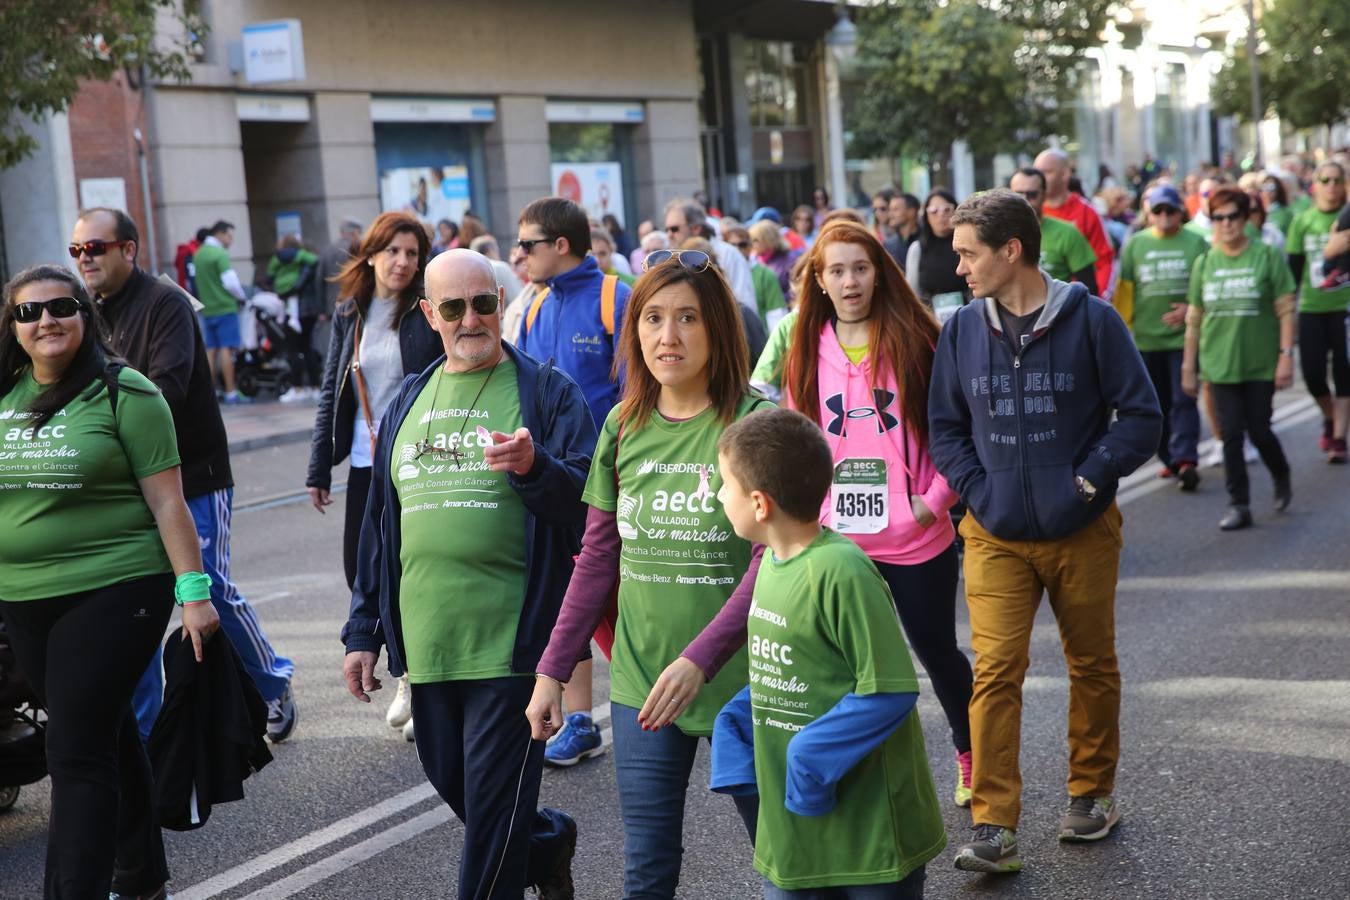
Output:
top-left (0, 265), bottom-right (219, 899)
top-left (528, 249), bottom-right (768, 897)
top-left (1181, 188), bottom-right (1297, 531)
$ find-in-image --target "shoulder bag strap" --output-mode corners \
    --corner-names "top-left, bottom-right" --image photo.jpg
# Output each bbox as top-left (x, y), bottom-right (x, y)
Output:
top-left (349, 316), bottom-right (378, 459)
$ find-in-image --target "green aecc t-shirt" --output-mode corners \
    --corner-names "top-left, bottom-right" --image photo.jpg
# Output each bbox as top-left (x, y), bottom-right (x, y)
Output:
top-left (1039, 216), bottom-right (1098, 284)
top-left (583, 393), bottom-right (771, 736)
top-left (1118, 228), bottom-right (1210, 352)
top-left (749, 529), bottom-right (946, 890)
top-left (0, 367), bottom-right (178, 601)
top-left (391, 357), bottom-right (528, 682)
top-left (1286, 206), bottom-right (1348, 313)
top-left (1188, 240), bottom-right (1296, 384)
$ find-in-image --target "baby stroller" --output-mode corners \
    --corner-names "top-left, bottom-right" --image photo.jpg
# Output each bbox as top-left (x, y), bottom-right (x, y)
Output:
top-left (235, 291), bottom-right (294, 399)
top-left (0, 620), bottom-right (46, 812)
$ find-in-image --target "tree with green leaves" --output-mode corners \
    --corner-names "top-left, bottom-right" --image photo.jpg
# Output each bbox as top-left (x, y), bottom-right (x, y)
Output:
top-left (847, 0), bottom-right (1112, 181)
top-left (0, 1), bottom-right (207, 169)
top-left (1212, 0), bottom-right (1349, 133)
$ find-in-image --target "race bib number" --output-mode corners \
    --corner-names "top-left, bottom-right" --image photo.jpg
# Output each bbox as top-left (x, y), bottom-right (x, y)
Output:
top-left (933, 291), bottom-right (964, 324)
top-left (831, 458), bottom-right (888, 534)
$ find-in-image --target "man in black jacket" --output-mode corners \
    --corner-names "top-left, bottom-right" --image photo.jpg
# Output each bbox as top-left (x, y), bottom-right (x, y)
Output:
top-left (73, 208), bottom-right (298, 743)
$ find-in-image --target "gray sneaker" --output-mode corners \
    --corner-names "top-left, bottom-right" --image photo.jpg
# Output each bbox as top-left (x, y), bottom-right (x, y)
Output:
top-left (1059, 795), bottom-right (1121, 841)
top-left (266, 684), bottom-right (298, 743)
top-left (953, 823), bottom-right (1022, 874)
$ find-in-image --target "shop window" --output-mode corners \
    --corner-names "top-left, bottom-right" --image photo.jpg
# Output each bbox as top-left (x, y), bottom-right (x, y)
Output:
top-left (549, 122), bottom-right (638, 231)
top-left (745, 40), bottom-right (811, 129)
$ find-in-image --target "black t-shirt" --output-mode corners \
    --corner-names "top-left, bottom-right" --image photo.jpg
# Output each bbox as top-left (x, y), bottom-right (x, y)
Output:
top-left (997, 303), bottom-right (1044, 356)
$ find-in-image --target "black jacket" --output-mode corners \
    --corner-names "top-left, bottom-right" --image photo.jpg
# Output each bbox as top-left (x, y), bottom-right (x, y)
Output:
top-left (148, 629), bottom-right (272, 831)
top-left (306, 300), bottom-right (442, 488)
top-left (97, 267), bottom-right (233, 497)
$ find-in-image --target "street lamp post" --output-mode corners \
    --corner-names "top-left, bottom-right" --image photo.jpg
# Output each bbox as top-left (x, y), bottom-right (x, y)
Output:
top-left (824, 4), bottom-right (856, 210)
top-left (1245, 0), bottom-right (1263, 167)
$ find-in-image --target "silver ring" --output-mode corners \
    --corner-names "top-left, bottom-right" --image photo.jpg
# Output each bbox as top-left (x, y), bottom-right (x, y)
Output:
top-left (668, 698), bottom-right (680, 704)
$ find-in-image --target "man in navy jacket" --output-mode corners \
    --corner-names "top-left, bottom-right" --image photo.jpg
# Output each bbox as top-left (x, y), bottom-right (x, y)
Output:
top-left (341, 250), bottom-right (594, 899)
top-left (928, 189), bottom-right (1160, 875)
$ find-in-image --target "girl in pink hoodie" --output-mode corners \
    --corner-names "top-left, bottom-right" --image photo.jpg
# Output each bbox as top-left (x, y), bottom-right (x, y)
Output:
top-left (772, 219), bottom-right (975, 809)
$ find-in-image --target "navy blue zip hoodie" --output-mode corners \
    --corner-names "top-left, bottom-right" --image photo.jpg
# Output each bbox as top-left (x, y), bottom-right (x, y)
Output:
top-left (340, 341), bottom-right (597, 677)
top-left (928, 275), bottom-right (1160, 541)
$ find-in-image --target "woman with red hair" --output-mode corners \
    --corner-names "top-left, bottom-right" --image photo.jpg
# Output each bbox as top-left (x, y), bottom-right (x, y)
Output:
top-left (761, 219), bottom-right (975, 809)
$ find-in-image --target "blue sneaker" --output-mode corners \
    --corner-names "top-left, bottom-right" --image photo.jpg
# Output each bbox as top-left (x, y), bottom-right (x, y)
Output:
top-left (544, 712), bottom-right (604, 767)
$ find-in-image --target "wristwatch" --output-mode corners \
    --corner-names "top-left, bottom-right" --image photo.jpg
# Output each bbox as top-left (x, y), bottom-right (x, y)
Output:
top-left (1075, 475), bottom-right (1098, 503)
top-left (1280, 347), bottom-right (1295, 358)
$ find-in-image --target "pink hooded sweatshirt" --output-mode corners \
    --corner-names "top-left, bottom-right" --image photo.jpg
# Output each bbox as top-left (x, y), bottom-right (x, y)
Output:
top-left (793, 321), bottom-right (957, 565)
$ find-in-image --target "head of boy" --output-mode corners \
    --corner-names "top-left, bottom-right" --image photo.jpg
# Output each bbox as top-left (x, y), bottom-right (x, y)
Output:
top-left (716, 408), bottom-right (832, 542)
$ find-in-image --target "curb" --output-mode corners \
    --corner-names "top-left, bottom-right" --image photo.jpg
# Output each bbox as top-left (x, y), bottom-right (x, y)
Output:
top-left (228, 428), bottom-right (313, 455)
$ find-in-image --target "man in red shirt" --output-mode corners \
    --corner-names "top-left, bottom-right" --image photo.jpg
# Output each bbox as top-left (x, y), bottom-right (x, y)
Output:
top-left (1035, 149), bottom-right (1115, 300)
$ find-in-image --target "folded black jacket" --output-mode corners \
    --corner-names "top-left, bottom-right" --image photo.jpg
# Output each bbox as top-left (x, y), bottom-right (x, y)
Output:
top-left (148, 628), bottom-right (272, 830)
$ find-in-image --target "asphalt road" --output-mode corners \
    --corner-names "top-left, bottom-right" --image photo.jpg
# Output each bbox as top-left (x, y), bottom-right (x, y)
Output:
top-left (2, 400), bottom-right (1348, 899)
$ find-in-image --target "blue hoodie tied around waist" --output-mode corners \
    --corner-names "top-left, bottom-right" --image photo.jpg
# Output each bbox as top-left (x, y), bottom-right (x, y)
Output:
top-left (928, 275), bottom-right (1161, 542)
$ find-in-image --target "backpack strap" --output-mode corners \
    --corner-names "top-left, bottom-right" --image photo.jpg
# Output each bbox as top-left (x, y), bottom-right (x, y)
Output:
top-left (525, 287), bottom-right (551, 335)
top-left (600, 275), bottom-right (618, 336)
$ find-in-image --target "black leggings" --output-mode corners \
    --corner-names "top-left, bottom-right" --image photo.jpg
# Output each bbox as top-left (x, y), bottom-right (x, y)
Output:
top-left (0, 573), bottom-right (174, 899)
top-left (343, 465), bottom-right (373, 590)
top-left (1298, 311), bottom-right (1350, 399)
top-left (1212, 381), bottom-right (1290, 506)
top-left (873, 543), bottom-right (973, 753)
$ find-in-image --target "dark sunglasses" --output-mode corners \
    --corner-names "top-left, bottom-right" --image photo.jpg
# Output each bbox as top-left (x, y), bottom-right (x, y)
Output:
top-left (1210, 211), bottom-right (1244, 224)
top-left (1014, 189), bottom-right (1042, 201)
top-left (729, 240), bottom-right (750, 250)
top-left (1316, 176), bottom-right (1343, 185)
top-left (68, 239), bottom-right (131, 259)
top-left (432, 293), bottom-right (500, 321)
top-left (643, 249), bottom-right (711, 273)
top-left (516, 237), bottom-right (555, 254)
top-left (664, 224), bottom-right (684, 235)
top-left (14, 297), bottom-right (82, 323)
top-left (1152, 205), bottom-right (1181, 216)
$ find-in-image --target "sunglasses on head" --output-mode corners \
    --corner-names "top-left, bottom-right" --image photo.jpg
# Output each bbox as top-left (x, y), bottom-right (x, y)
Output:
top-left (643, 249), bottom-right (711, 273)
top-left (431, 293), bottom-right (499, 322)
top-left (1210, 211), bottom-right (1244, 224)
top-left (14, 297), bottom-right (82, 323)
top-left (68, 239), bottom-right (131, 259)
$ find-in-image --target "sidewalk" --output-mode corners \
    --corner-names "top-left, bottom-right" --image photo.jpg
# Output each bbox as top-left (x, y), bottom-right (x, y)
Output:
top-left (221, 397), bottom-right (317, 454)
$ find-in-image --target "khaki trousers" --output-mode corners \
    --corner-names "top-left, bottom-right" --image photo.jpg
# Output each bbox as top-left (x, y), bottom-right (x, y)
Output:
top-left (960, 504), bottom-right (1123, 829)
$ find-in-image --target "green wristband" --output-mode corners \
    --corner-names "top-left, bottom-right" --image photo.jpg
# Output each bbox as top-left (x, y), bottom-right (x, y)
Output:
top-left (174, 571), bottom-right (212, 606)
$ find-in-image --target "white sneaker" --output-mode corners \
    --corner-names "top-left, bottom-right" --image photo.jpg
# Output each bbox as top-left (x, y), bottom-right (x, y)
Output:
top-left (386, 674), bottom-right (412, 728)
top-left (402, 717), bottom-right (415, 742)
top-left (1202, 444), bottom-right (1225, 468)
top-left (278, 387), bottom-right (304, 403)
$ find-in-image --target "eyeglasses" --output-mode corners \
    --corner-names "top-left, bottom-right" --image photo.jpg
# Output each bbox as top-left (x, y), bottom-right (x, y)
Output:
top-left (1013, 190), bottom-right (1042, 201)
top-left (664, 224), bottom-right (685, 235)
top-left (643, 249), bottom-right (711, 273)
top-left (872, 206), bottom-right (887, 215)
top-left (926, 206), bottom-right (955, 217)
top-left (1316, 176), bottom-right (1343, 185)
top-left (13, 297), bottom-right (82, 323)
top-left (432, 293), bottom-right (500, 321)
top-left (1210, 211), bottom-right (1244, 224)
top-left (67, 239), bottom-right (131, 259)
top-left (1151, 206), bottom-right (1181, 216)
top-left (1259, 184), bottom-right (1278, 193)
top-left (516, 237), bottom-right (556, 254)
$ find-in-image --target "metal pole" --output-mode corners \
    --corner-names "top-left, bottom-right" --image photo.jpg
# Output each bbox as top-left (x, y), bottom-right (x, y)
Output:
top-left (1246, 0), bottom-right (1263, 167)
top-left (135, 128), bottom-right (159, 275)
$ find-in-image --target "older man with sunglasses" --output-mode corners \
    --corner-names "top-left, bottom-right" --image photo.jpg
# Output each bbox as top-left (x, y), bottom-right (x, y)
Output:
top-left (71, 207), bottom-right (297, 743)
top-left (342, 248), bottom-right (594, 899)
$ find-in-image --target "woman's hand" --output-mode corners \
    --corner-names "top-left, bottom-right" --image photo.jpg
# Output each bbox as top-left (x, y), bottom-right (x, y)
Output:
top-left (910, 495), bottom-right (936, 528)
top-left (637, 657), bottom-right (706, 731)
top-left (526, 675), bottom-right (565, 741)
top-left (1275, 355), bottom-right (1294, 390)
top-left (308, 486), bottom-right (332, 514)
top-left (1181, 367), bottom-right (1199, 398)
top-left (180, 601), bottom-right (220, 663)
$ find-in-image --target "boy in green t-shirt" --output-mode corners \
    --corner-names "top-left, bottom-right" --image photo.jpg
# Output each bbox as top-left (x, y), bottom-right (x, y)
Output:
top-left (709, 408), bottom-right (947, 896)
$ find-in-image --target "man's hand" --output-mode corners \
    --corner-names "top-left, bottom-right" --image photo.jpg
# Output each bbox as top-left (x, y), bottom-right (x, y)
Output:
top-left (637, 657), bottom-right (706, 731)
top-left (1181, 366), bottom-right (1199, 398)
top-left (910, 495), bottom-right (936, 528)
top-left (1324, 227), bottom-right (1350, 259)
top-left (1160, 302), bottom-right (1188, 328)
top-left (308, 486), bottom-right (332, 514)
top-left (1275, 355), bottom-right (1294, 390)
top-left (484, 427), bottom-right (535, 476)
top-left (180, 601), bottom-right (220, 663)
top-left (525, 675), bottom-right (564, 741)
top-left (343, 650), bottom-right (382, 702)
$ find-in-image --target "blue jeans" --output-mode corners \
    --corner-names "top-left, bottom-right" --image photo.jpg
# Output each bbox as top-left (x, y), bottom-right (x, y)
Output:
top-left (610, 702), bottom-right (758, 899)
top-left (761, 866), bottom-right (925, 899)
top-left (132, 488), bottom-right (293, 737)
top-left (1141, 349), bottom-right (1200, 467)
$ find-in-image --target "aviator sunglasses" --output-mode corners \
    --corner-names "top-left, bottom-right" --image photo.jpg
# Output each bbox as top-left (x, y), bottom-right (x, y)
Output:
top-left (642, 249), bottom-right (711, 273)
top-left (13, 297), bottom-right (82, 323)
top-left (431, 293), bottom-right (500, 321)
top-left (68, 239), bottom-right (131, 259)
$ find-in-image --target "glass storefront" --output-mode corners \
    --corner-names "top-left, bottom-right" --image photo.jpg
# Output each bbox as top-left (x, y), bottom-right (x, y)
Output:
top-left (548, 121), bottom-right (638, 231)
top-left (373, 122), bottom-right (489, 229)
top-left (744, 39), bottom-right (817, 214)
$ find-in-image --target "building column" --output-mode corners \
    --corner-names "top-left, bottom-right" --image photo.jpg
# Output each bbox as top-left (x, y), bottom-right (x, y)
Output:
top-left (0, 112), bottom-right (78, 278)
top-left (633, 100), bottom-right (702, 224)
top-left (312, 93), bottom-right (380, 244)
top-left (484, 96), bottom-right (550, 247)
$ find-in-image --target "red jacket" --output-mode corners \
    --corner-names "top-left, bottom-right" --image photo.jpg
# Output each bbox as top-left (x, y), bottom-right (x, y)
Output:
top-left (1044, 193), bottom-right (1114, 299)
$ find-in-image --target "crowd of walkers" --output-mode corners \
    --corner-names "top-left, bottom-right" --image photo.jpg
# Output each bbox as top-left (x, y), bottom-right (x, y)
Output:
top-left (0, 141), bottom-right (1345, 898)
